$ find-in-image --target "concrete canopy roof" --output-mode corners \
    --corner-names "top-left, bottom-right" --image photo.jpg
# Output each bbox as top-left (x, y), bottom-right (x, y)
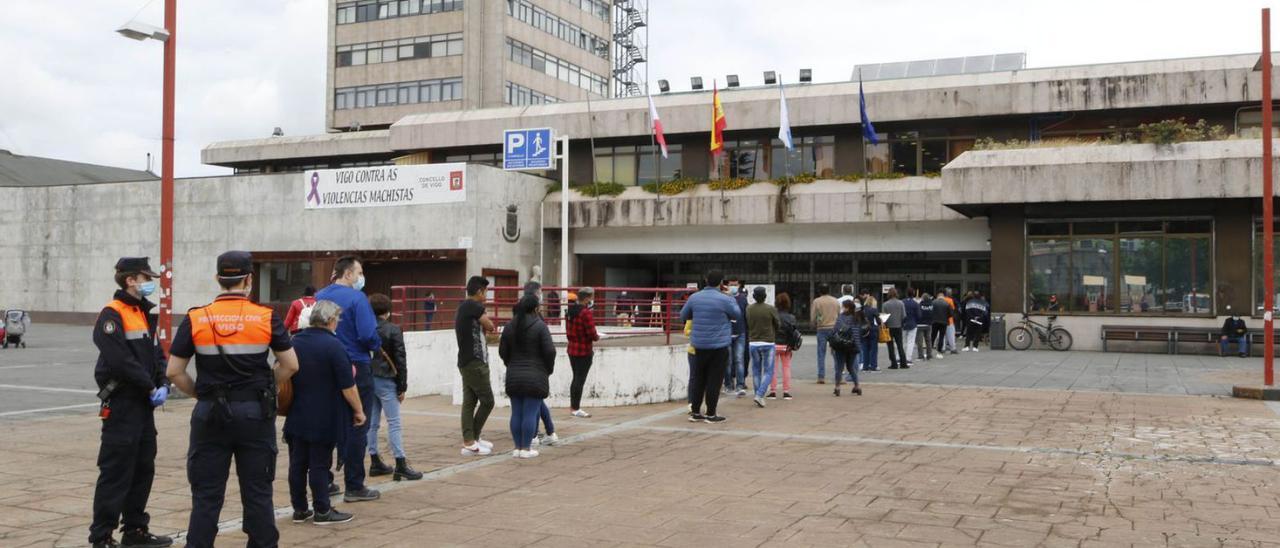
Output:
top-left (201, 130), bottom-right (391, 167)
top-left (0, 150), bottom-right (155, 187)
top-left (941, 139), bottom-right (1271, 217)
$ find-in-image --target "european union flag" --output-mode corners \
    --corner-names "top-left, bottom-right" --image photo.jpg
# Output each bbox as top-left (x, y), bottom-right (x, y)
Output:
top-left (859, 78), bottom-right (879, 145)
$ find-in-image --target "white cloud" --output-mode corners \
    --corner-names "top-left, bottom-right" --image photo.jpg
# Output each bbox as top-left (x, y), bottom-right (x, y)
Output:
top-left (0, 0), bottom-right (1268, 177)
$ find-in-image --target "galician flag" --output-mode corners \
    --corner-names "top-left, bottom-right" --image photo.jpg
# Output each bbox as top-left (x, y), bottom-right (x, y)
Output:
top-left (710, 82), bottom-right (727, 155)
top-left (648, 94), bottom-right (668, 158)
top-left (778, 79), bottom-right (793, 151)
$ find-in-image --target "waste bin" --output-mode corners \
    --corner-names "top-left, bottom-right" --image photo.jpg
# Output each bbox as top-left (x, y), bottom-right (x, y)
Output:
top-left (989, 314), bottom-right (1006, 350)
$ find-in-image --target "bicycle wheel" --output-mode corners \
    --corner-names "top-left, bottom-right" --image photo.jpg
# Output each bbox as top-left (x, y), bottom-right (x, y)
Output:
top-left (1007, 326), bottom-right (1033, 351)
top-left (1048, 328), bottom-right (1073, 351)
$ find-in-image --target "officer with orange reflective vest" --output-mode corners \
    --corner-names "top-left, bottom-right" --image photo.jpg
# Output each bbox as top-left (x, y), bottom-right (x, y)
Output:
top-left (166, 251), bottom-right (299, 548)
top-left (89, 257), bottom-right (173, 548)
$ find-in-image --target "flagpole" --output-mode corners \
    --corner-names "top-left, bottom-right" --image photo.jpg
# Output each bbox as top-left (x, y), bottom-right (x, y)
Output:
top-left (859, 68), bottom-right (871, 215)
top-left (585, 87), bottom-right (599, 198)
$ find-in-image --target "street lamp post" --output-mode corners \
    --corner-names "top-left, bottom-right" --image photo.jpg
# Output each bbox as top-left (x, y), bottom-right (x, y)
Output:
top-left (117, 0), bottom-right (176, 353)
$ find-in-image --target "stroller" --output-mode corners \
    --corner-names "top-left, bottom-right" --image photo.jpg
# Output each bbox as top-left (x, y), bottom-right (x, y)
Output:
top-left (3, 310), bottom-right (30, 349)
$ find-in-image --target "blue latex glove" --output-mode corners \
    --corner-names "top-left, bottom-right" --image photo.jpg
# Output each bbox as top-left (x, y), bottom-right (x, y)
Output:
top-left (150, 386), bottom-right (169, 407)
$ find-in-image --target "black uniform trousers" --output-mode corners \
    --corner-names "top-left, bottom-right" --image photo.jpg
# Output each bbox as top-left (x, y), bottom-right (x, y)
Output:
top-left (343, 364), bottom-right (375, 491)
top-left (185, 400), bottom-right (278, 548)
top-left (89, 396), bottom-right (156, 543)
top-left (688, 346), bottom-right (729, 417)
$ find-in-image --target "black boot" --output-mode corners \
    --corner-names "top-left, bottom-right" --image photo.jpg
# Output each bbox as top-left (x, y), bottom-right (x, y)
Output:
top-left (394, 457), bottom-right (423, 481)
top-left (121, 528), bottom-right (173, 548)
top-left (368, 454), bottom-right (393, 477)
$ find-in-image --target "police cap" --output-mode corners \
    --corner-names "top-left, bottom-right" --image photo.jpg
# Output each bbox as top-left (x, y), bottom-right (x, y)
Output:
top-left (216, 250), bottom-right (254, 279)
top-left (115, 257), bottom-right (160, 277)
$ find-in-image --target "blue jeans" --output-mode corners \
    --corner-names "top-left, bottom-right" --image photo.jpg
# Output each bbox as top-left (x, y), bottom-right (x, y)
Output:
top-left (815, 328), bottom-right (833, 381)
top-left (509, 396), bottom-right (541, 450)
top-left (749, 344), bottom-right (776, 398)
top-left (536, 401), bottom-right (555, 435)
top-left (861, 337), bottom-right (879, 370)
top-left (1221, 336), bottom-right (1249, 356)
top-left (367, 376), bottom-right (404, 459)
top-left (833, 349), bottom-right (858, 386)
top-left (725, 336), bottom-right (746, 390)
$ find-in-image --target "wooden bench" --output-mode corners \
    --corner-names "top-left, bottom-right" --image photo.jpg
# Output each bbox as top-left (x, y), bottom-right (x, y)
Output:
top-left (1100, 325), bottom-right (1174, 354)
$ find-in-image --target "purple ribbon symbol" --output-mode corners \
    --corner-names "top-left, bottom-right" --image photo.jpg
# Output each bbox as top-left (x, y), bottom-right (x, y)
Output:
top-left (307, 172), bottom-right (320, 205)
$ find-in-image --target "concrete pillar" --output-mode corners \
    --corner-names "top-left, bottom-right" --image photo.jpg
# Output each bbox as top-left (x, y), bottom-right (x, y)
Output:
top-left (988, 206), bottom-right (1024, 313)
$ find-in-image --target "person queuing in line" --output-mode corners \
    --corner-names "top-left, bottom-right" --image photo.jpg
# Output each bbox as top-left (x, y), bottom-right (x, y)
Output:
top-left (166, 251), bottom-right (299, 548)
top-left (531, 401), bottom-right (560, 448)
top-left (832, 299), bottom-right (862, 396)
top-left (882, 288), bottom-right (909, 370)
top-left (89, 257), bottom-right (172, 548)
top-left (932, 289), bottom-right (954, 358)
top-left (565, 287), bottom-right (601, 418)
top-left (284, 286), bottom-right (317, 335)
top-left (315, 256), bottom-right (383, 503)
top-left (859, 291), bottom-right (881, 372)
top-left (769, 292), bottom-right (799, 400)
top-left (810, 284), bottom-right (840, 384)
top-left (724, 277), bottom-right (750, 398)
top-left (365, 294), bottom-right (422, 481)
top-left (942, 288), bottom-right (960, 355)
top-left (916, 292), bottom-right (934, 362)
top-left (962, 291), bottom-right (991, 352)
top-left (501, 291), bottom-right (556, 458)
top-left (283, 300), bottom-right (364, 526)
top-left (746, 286), bottom-right (780, 408)
top-left (902, 289), bottom-right (921, 368)
top-left (681, 270), bottom-right (742, 424)
top-left (456, 276), bottom-right (497, 457)
top-left (1220, 305), bottom-right (1250, 357)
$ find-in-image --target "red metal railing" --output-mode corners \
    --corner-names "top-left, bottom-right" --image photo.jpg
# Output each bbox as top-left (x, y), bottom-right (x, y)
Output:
top-left (390, 285), bottom-right (696, 344)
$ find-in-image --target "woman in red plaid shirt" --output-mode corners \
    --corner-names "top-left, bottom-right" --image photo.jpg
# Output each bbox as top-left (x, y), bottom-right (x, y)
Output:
top-left (565, 287), bottom-right (601, 418)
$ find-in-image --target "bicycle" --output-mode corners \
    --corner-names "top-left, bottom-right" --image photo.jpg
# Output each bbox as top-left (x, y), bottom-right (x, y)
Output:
top-left (1007, 315), bottom-right (1073, 351)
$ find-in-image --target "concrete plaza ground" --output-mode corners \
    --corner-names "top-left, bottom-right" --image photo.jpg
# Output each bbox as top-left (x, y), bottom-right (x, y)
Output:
top-left (2, 325), bottom-right (1279, 547)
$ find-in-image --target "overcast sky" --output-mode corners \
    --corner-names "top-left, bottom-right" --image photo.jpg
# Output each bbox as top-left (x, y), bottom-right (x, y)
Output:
top-left (0, 0), bottom-right (1270, 178)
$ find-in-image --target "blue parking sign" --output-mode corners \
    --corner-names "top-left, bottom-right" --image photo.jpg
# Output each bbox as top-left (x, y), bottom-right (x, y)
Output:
top-left (503, 128), bottom-right (554, 170)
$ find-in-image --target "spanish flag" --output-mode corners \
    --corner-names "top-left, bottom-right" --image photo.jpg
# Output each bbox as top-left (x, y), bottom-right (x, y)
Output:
top-left (710, 82), bottom-right (727, 155)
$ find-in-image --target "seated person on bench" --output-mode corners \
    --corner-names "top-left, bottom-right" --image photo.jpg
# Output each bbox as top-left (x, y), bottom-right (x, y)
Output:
top-left (1220, 306), bottom-right (1249, 358)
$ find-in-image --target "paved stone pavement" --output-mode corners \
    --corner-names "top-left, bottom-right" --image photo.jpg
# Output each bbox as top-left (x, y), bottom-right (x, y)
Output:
top-left (4, 324), bottom-right (1280, 547)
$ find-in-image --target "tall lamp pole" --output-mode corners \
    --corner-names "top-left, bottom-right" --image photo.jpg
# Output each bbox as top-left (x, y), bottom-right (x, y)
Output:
top-left (1264, 8), bottom-right (1275, 386)
top-left (117, 0), bottom-right (176, 353)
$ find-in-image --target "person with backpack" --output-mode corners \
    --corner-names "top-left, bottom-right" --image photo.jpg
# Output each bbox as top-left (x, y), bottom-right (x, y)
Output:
top-left (859, 294), bottom-right (881, 372)
top-left (284, 286), bottom-right (317, 335)
top-left (769, 293), bottom-right (800, 400)
top-left (831, 299), bottom-right (862, 396)
top-left (962, 291), bottom-right (991, 352)
top-left (364, 294), bottom-right (422, 481)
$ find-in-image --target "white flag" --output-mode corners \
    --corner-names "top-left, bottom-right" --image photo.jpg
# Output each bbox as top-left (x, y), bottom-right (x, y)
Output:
top-left (778, 81), bottom-right (793, 151)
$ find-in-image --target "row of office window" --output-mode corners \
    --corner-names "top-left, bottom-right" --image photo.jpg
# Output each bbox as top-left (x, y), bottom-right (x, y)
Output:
top-left (504, 82), bottom-right (559, 106)
top-left (507, 0), bottom-right (608, 58)
top-left (336, 0), bottom-right (462, 24)
top-left (1026, 220), bottom-right (1213, 315)
top-left (233, 159), bottom-right (395, 175)
top-left (506, 38), bottom-right (608, 96)
top-left (334, 77), bottom-right (463, 110)
top-left (562, 0), bottom-right (609, 20)
top-left (336, 33), bottom-right (462, 67)
top-left (594, 145), bottom-right (684, 185)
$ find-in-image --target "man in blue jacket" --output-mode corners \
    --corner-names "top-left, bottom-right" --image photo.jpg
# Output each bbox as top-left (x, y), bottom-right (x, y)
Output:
top-left (680, 270), bottom-right (742, 424)
top-left (315, 256), bottom-right (382, 503)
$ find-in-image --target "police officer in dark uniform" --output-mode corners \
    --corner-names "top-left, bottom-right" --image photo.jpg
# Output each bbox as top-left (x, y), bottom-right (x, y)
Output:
top-left (165, 251), bottom-right (298, 548)
top-left (89, 257), bottom-right (173, 548)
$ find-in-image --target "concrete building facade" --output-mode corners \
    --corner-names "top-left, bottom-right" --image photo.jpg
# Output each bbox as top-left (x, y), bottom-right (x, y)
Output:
top-left (327, 0), bottom-right (612, 131)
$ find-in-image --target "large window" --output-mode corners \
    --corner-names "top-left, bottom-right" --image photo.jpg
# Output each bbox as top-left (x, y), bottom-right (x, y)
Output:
top-left (1027, 220), bottom-right (1212, 315)
top-left (334, 77), bottom-right (462, 110)
top-left (862, 131), bottom-right (974, 176)
top-left (594, 145), bottom-right (682, 185)
top-left (506, 38), bottom-right (608, 96)
top-left (337, 0), bottom-right (463, 24)
top-left (504, 82), bottom-right (559, 106)
top-left (336, 33), bottom-right (462, 67)
top-left (713, 137), bottom-right (834, 180)
top-left (507, 0), bottom-right (608, 58)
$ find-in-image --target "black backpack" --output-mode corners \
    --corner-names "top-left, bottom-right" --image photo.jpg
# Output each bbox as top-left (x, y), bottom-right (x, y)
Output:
top-left (785, 321), bottom-right (803, 351)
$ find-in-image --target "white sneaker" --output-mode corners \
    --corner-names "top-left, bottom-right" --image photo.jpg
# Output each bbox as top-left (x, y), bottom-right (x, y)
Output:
top-left (935, 354), bottom-right (943, 359)
top-left (531, 435), bottom-right (541, 448)
top-left (571, 409), bottom-right (591, 418)
top-left (461, 443), bottom-right (492, 456)
top-left (543, 433), bottom-right (559, 446)
top-left (512, 449), bottom-right (522, 457)
top-left (518, 449), bottom-right (540, 459)
top-left (972, 347), bottom-right (979, 353)
top-left (476, 439), bottom-right (494, 450)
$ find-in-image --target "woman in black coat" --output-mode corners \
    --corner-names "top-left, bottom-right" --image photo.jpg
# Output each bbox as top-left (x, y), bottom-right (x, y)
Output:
top-left (500, 293), bottom-right (556, 459)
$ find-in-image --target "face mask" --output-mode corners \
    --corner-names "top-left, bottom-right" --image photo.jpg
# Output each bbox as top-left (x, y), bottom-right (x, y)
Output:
top-left (353, 275), bottom-right (366, 291)
top-left (138, 280), bottom-right (157, 297)
top-left (728, 285), bottom-right (739, 296)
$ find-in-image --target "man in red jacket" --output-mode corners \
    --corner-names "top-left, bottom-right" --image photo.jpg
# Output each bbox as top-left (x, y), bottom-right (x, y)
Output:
top-left (284, 286), bottom-right (317, 334)
top-left (565, 287), bottom-right (600, 418)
